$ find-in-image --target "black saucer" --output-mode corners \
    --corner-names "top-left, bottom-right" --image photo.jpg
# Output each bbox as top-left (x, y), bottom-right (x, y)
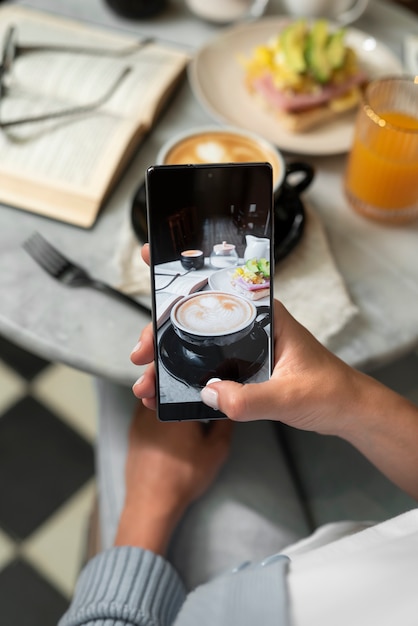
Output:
top-left (131, 161), bottom-right (314, 264)
top-left (273, 183), bottom-right (306, 262)
top-left (159, 323), bottom-right (269, 388)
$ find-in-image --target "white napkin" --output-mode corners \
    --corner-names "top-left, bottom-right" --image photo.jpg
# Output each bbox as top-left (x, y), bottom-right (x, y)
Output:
top-left (114, 205), bottom-right (358, 345)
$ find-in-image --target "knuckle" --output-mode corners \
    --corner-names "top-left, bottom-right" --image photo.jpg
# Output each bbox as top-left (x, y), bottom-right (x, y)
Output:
top-left (223, 387), bottom-right (247, 421)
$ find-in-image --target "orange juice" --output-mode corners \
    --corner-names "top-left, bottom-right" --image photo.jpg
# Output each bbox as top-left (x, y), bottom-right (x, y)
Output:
top-left (346, 111), bottom-right (418, 210)
top-left (345, 109), bottom-right (418, 220)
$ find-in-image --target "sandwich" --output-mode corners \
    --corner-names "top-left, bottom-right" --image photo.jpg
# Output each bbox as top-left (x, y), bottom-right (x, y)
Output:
top-left (231, 258), bottom-right (270, 301)
top-left (241, 19), bottom-right (368, 133)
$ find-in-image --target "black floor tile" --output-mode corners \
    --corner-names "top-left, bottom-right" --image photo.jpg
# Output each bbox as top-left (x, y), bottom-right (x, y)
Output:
top-left (0, 334), bottom-right (50, 381)
top-left (0, 396), bottom-right (95, 540)
top-left (0, 558), bottom-right (69, 626)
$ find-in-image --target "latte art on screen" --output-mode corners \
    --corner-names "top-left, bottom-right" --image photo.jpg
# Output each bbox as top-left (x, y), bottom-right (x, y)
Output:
top-left (175, 293), bottom-right (254, 334)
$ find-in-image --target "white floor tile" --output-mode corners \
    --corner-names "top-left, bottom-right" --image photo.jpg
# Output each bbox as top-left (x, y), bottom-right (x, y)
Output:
top-left (0, 528), bottom-right (16, 571)
top-left (32, 364), bottom-right (97, 442)
top-left (0, 360), bottom-right (26, 415)
top-left (22, 479), bottom-right (96, 599)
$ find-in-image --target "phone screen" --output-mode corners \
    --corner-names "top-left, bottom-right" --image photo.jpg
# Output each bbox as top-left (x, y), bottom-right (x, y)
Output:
top-left (146, 163), bottom-right (274, 421)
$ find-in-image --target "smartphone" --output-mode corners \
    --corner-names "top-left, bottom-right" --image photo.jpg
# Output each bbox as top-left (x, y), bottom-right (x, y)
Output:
top-left (146, 162), bottom-right (274, 421)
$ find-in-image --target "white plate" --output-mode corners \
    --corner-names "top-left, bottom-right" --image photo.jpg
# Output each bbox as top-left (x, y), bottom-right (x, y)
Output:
top-left (188, 18), bottom-right (403, 155)
top-left (208, 266), bottom-right (270, 305)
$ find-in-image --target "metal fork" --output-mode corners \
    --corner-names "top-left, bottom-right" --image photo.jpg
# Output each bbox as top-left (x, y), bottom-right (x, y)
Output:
top-left (23, 232), bottom-right (151, 316)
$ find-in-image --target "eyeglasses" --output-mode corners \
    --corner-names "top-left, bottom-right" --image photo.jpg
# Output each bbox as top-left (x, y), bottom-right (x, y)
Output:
top-left (0, 25), bottom-right (152, 129)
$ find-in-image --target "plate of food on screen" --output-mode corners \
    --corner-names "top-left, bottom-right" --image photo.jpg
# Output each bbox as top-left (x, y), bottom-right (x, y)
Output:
top-left (209, 257), bottom-right (271, 305)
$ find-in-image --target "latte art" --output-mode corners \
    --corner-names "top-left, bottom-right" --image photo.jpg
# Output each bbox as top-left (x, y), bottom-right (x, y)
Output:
top-left (163, 131), bottom-right (281, 187)
top-left (193, 140), bottom-right (267, 164)
top-left (175, 293), bottom-right (254, 335)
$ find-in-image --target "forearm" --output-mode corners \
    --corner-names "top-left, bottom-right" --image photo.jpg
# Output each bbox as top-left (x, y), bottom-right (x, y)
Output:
top-left (330, 370), bottom-right (418, 500)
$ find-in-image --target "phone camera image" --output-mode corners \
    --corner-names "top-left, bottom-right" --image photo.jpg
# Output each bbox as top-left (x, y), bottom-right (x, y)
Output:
top-left (146, 163), bottom-right (274, 421)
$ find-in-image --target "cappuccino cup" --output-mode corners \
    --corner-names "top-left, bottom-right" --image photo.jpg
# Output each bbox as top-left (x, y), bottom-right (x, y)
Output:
top-left (170, 291), bottom-right (269, 348)
top-left (281, 0), bottom-right (369, 25)
top-left (157, 126), bottom-right (285, 195)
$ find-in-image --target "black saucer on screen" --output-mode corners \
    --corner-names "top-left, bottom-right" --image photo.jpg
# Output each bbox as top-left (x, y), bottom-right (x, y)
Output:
top-left (159, 323), bottom-right (268, 388)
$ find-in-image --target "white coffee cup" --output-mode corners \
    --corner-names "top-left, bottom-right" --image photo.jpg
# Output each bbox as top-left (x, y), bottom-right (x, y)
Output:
top-left (280, 0), bottom-right (369, 25)
top-left (156, 125), bottom-right (285, 195)
top-left (185, 0), bottom-right (269, 24)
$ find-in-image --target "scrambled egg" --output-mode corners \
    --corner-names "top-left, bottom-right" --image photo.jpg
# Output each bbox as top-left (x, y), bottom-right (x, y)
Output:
top-left (241, 22), bottom-right (360, 94)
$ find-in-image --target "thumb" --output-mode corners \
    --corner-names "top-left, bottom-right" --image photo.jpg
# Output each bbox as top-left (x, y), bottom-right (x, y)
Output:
top-left (200, 378), bottom-right (274, 422)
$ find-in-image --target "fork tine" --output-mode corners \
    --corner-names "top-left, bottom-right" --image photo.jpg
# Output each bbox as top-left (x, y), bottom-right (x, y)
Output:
top-left (23, 232), bottom-right (68, 275)
top-left (27, 232), bottom-right (68, 265)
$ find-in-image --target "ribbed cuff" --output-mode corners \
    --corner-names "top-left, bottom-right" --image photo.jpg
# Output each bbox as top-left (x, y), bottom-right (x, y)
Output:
top-left (59, 546), bottom-right (186, 626)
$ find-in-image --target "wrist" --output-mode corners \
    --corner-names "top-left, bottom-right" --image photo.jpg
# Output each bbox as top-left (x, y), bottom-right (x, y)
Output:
top-left (114, 499), bottom-right (187, 556)
top-left (331, 370), bottom-right (392, 440)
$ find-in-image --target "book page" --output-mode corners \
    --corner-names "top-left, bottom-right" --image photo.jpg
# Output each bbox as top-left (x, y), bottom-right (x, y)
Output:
top-left (10, 42), bottom-right (189, 120)
top-left (156, 292), bottom-right (182, 328)
top-left (0, 6), bottom-right (190, 225)
top-left (155, 273), bottom-right (208, 295)
top-left (155, 271), bottom-right (209, 328)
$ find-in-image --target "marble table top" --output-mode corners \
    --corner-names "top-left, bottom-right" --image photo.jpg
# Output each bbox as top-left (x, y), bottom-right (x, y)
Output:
top-left (1, 0), bottom-right (417, 386)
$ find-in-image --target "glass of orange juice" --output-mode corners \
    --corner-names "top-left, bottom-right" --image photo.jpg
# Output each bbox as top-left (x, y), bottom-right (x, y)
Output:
top-left (344, 75), bottom-right (418, 224)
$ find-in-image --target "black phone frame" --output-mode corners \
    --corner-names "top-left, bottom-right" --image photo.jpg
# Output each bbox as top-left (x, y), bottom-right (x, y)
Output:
top-left (146, 162), bottom-right (275, 421)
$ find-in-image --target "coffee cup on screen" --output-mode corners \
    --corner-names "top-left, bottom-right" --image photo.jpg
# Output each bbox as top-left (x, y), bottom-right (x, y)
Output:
top-left (171, 291), bottom-right (269, 348)
top-left (281, 0), bottom-right (369, 25)
top-left (156, 125), bottom-right (285, 195)
top-left (180, 249), bottom-right (204, 270)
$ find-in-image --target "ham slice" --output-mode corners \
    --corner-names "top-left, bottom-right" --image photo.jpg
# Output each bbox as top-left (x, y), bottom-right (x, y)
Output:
top-left (251, 71), bottom-right (368, 112)
top-left (233, 276), bottom-right (270, 291)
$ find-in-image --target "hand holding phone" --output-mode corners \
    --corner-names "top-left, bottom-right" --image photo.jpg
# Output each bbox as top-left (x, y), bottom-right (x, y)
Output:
top-left (146, 163), bottom-right (274, 421)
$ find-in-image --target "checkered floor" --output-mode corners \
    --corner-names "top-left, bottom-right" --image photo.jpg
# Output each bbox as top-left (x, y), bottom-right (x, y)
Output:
top-left (0, 334), bottom-right (97, 625)
top-left (0, 333), bottom-right (417, 625)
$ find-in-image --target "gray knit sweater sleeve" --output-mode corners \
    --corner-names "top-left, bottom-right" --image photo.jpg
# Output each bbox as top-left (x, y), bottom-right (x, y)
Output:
top-left (175, 554), bottom-right (290, 626)
top-left (59, 547), bottom-right (290, 626)
top-left (59, 546), bottom-right (186, 626)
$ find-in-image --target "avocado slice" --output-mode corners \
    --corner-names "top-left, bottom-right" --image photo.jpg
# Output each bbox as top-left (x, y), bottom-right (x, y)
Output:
top-left (306, 19), bottom-right (332, 83)
top-left (326, 28), bottom-right (346, 70)
top-left (257, 258), bottom-right (270, 278)
top-left (246, 258), bottom-right (260, 273)
top-left (281, 19), bottom-right (308, 74)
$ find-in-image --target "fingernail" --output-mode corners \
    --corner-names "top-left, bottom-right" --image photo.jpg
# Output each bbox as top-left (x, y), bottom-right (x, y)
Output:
top-left (132, 375), bottom-right (144, 393)
top-left (207, 377), bottom-right (222, 385)
top-left (201, 385), bottom-right (219, 410)
top-left (130, 341), bottom-right (142, 356)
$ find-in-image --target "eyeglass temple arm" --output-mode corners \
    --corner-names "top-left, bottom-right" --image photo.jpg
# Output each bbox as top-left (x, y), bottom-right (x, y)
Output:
top-left (14, 37), bottom-right (154, 58)
top-left (0, 66), bottom-right (132, 129)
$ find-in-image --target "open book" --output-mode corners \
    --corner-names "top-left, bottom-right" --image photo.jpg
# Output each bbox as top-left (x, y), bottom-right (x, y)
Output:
top-left (0, 5), bottom-right (190, 227)
top-left (155, 270), bottom-right (209, 328)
